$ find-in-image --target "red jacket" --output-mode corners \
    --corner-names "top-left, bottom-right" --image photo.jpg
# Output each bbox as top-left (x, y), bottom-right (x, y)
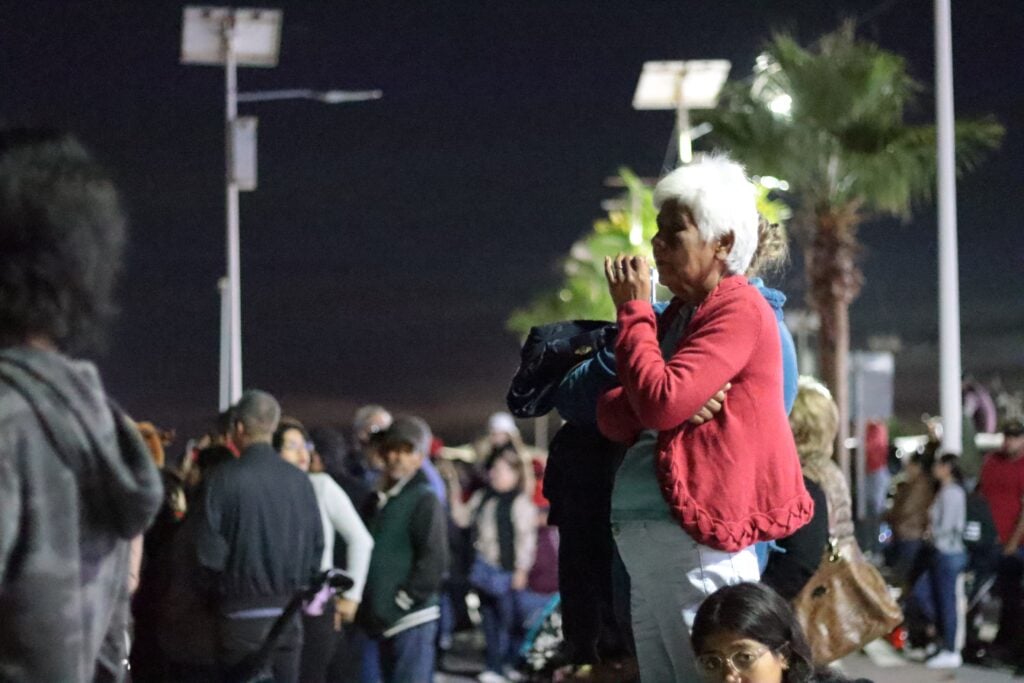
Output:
top-left (597, 275), bottom-right (812, 551)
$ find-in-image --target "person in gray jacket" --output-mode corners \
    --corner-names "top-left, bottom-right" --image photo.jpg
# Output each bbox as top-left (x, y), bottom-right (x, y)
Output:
top-left (0, 129), bottom-right (164, 682)
top-left (909, 453), bottom-right (967, 669)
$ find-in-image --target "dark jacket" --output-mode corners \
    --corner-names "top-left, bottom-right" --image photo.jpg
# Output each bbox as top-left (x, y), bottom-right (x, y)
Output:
top-left (0, 347), bottom-right (163, 683)
top-left (543, 422), bottom-right (625, 527)
top-left (361, 469), bottom-right (447, 637)
top-left (761, 478), bottom-right (829, 601)
top-left (506, 320), bottom-right (617, 419)
top-left (197, 443), bottom-right (324, 613)
top-left (157, 495), bottom-right (218, 666)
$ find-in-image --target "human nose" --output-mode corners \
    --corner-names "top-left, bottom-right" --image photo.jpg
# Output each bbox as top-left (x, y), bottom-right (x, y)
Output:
top-left (651, 240), bottom-right (665, 262)
top-left (721, 658), bottom-right (745, 681)
top-left (722, 667), bottom-right (743, 683)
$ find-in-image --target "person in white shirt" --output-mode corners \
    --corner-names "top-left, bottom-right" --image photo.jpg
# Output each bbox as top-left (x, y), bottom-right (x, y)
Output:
top-left (275, 419), bottom-right (374, 683)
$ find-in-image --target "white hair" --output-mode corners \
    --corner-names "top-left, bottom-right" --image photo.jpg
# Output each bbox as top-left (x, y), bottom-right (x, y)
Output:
top-left (652, 156), bottom-right (759, 275)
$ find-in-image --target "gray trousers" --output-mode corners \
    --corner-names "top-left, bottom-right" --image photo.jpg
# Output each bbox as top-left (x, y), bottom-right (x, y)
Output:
top-left (614, 519), bottom-right (759, 683)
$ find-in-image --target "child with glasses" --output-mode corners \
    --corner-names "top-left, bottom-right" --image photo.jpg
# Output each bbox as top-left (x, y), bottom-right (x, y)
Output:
top-left (691, 583), bottom-right (873, 683)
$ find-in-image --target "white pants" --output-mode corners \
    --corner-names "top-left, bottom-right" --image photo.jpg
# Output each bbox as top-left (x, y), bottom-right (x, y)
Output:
top-left (614, 519), bottom-right (760, 683)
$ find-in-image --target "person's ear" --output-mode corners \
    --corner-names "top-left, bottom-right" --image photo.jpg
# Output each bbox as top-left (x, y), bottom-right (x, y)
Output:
top-left (716, 232), bottom-right (735, 261)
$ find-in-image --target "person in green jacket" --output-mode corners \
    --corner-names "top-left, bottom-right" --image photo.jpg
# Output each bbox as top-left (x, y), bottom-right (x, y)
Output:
top-left (360, 416), bottom-right (448, 683)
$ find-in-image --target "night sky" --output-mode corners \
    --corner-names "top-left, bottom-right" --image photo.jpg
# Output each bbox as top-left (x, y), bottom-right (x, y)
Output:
top-left (2, 1), bottom-right (1022, 443)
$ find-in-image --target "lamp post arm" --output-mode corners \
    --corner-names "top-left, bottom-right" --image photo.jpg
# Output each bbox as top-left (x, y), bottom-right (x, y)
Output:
top-left (236, 88), bottom-right (383, 104)
top-left (236, 88), bottom-right (315, 102)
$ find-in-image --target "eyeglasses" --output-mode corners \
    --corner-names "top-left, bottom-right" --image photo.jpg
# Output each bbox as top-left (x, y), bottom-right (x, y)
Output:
top-left (696, 646), bottom-right (772, 675)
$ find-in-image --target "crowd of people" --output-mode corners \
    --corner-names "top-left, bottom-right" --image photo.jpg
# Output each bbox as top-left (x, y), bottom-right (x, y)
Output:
top-left (2, 128), bottom-right (1023, 683)
top-left (879, 416), bottom-right (1024, 671)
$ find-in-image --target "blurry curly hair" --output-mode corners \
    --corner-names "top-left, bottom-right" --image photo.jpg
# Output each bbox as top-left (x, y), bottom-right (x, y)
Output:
top-left (0, 128), bottom-right (126, 352)
top-left (746, 215), bottom-right (789, 278)
top-left (789, 376), bottom-right (839, 463)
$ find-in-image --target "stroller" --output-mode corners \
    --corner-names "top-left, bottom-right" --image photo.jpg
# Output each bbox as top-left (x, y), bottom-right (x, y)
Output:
top-left (961, 569), bottom-right (1001, 664)
top-left (225, 568), bottom-right (354, 683)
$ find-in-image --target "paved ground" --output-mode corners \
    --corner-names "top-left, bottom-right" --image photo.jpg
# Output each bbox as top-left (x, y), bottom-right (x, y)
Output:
top-left (839, 651), bottom-right (1021, 683)
top-left (434, 632), bottom-right (1024, 682)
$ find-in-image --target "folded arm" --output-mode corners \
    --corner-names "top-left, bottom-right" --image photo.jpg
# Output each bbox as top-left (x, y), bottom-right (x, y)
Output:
top-left (615, 299), bottom-right (760, 431)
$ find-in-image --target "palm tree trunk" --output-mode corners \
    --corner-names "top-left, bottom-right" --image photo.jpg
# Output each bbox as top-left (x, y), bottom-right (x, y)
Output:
top-left (804, 202), bottom-right (863, 486)
top-left (818, 296), bottom-right (852, 484)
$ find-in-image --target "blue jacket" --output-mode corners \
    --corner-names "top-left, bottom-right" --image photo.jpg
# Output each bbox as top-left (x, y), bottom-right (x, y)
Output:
top-left (749, 277), bottom-right (798, 414)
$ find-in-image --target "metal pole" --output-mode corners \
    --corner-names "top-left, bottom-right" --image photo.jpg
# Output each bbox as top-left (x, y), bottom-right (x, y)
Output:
top-left (218, 277), bottom-right (231, 411)
top-left (852, 354), bottom-right (867, 520)
top-left (676, 103), bottom-right (692, 166)
top-left (224, 16), bottom-right (243, 405)
top-left (935, 0), bottom-right (962, 454)
top-left (676, 72), bottom-right (692, 166)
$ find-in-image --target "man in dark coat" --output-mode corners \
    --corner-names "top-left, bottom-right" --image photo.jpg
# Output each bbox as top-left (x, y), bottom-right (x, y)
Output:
top-left (197, 389), bottom-right (324, 683)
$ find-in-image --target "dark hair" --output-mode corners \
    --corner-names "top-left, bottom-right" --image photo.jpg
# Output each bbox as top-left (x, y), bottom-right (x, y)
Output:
top-left (195, 445), bottom-right (234, 475)
top-left (308, 425), bottom-right (350, 478)
top-left (909, 448), bottom-right (935, 472)
top-left (691, 583), bottom-right (815, 683)
top-left (0, 128), bottom-right (126, 352)
top-left (935, 452), bottom-right (964, 486)
top-left (272, 417), bottom-right (308, 451)
top-left (485, 444), bottom-right (527, 491)
top-left (215, 408), bottom-right (236, 438)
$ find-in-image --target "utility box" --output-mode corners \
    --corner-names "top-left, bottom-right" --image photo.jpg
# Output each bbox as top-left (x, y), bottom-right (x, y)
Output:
top-left (230, 116), bottom-right (258, 191)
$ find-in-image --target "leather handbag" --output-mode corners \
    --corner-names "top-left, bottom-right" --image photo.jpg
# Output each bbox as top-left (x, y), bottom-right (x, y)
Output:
top-left (792, 537), bottom-right (904, 665)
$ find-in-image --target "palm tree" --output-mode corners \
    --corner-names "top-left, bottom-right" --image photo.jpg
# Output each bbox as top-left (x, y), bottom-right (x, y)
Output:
top-left (699, 24), bottom-right (1003, 477)
top-left (507, 170), bottom-right (789, 335)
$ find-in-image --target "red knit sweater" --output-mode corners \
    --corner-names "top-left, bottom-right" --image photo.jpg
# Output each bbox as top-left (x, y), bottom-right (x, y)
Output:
top-left (597, 275), bottom-right (813, 552)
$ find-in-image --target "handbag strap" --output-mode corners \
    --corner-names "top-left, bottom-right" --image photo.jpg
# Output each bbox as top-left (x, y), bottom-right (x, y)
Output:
top-left (825, 536), bottom-right (840, 563)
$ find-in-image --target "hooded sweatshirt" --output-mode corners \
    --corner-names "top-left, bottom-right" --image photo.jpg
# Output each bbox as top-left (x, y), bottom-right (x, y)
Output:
top-left (0, 347), bottom-right (163, 683)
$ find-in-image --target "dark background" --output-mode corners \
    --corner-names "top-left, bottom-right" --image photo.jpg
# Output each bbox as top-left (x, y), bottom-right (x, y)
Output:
top-left (2, 0), bottom-right (1021, 443)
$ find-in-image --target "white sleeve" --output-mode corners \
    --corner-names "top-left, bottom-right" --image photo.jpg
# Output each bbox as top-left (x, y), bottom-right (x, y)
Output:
top-left (320, 475), bottom-right (374, 602)
top-left (512, 494), bottom-right (538, 572)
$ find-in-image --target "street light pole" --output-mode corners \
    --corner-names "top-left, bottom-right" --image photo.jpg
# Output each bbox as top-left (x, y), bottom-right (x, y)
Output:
top-left (223, 19), bottom-right (244, 408)
top-left (675, 99), bottom-right (692, 166)
top-left (182, 6), bottom-right (380, 411)
top-left (935, 0), bottom-right (963, 453)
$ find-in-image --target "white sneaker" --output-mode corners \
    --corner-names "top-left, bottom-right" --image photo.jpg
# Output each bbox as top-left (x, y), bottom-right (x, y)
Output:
top-left (925, 650), bottom-right (962, 669)
top-left (904, 643), bottom-right (937, 662)
top-left (477, 671), bottom-right (509, 683)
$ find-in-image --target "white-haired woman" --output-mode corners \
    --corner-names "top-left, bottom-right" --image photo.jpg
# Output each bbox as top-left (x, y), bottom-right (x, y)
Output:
top-left (596, 156), bottom-right (813, 682)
